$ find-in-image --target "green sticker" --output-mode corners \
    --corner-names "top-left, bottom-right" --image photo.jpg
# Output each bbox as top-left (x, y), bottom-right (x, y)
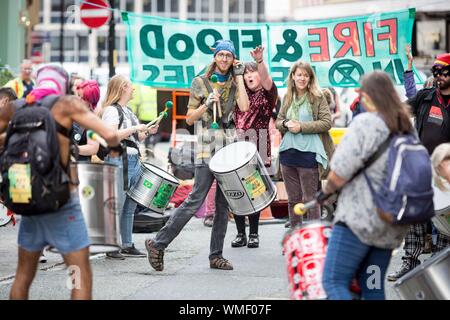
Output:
top-left (152, 183), bottom-right (175, 209)
top-left (143, 179), bottom-right (153, 189)
top-left (244, 170), bottom-right (266, 199)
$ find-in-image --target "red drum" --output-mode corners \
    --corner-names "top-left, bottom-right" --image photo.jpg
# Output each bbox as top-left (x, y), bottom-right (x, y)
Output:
top-left (282, 221), bottom-right (332, 300)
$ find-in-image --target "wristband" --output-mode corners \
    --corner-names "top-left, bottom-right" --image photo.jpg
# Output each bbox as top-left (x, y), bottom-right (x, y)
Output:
top-left (282, 119), bottom-right (288, 129)
top-left (256, 59), bottom-right (263, 64)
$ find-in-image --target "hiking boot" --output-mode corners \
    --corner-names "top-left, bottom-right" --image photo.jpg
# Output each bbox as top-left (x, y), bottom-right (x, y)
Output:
top-left (231, 233), bottom-right (247, 247)
top-left (210, 257), bottom-right (233, 270)
top-left (247, 234), bottom-right (259, 248)
top-left (106, 251), bottom-right (125, 260)
top-left (387, 262), bottom-right (413, 281)
top-left (120, 244), bottom-right (146, 257)
top-left (145, 238), bottom-right (164, 271)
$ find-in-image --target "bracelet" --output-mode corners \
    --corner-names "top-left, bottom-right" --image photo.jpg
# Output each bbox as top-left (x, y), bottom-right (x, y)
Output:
top-left (256, 59), bottom-right (263, 64)
top-left (282, 119), bottom-right (288, 129)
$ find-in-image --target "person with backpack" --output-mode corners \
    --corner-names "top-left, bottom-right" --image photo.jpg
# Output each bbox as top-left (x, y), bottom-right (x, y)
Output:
top-left (388, 53), bottom-right (450, 281)
top-left (145, 39), bottom-right (249, 271)
top-left (320, 71), bottom-right (434, 300)
top-left (231, 46), bottom-right (278, 249)
top-left (98, 75), bottom-right (159, 259)
top-left (0, 65), bottom-right (120, 300)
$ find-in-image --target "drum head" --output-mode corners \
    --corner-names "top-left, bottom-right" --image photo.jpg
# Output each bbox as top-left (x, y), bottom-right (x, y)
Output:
top-left (433, 183), bottom-right (450, 211)
top-left (209, 141), bottom-right (257, 173)
top-left (143, 163), bottom-right (179, 184)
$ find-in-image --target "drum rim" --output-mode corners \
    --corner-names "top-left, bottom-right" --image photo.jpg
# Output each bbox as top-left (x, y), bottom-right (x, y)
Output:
top-left (142, 162), bottom-right (179, 184)
top-left (209, 141), bottom-right (257, 173)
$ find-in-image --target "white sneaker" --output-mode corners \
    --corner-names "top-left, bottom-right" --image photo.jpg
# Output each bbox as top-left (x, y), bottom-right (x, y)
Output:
top-left (39, 253), bottom-right (47, 263)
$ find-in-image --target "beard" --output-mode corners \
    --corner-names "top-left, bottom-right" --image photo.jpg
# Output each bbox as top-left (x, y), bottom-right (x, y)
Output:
top-left (437, 77), bottom-right (450, 91)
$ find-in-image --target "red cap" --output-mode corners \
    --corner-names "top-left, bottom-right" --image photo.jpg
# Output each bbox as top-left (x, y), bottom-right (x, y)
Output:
top-left (434, 53), bottom-right (450, 67)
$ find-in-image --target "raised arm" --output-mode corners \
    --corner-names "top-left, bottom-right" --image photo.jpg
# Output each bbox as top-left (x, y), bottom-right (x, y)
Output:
top-left (250, 46), bottom-right (273, 91)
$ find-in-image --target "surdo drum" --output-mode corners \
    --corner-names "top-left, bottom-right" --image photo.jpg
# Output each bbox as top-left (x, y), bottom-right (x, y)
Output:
top-left (75, 163), bottom-right (121, 253)
top-left (209, 141), bottom-right (277, 216)
top-left (127, 162), bottom-right (179, 214)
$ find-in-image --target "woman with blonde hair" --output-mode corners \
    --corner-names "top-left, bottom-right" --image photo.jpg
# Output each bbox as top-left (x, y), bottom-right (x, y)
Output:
top-left (101, 75), bottom-right (158, 259)
top-left (431, 143), bottom-right (450, 191)
top-left (276, 60), bottom-right (334, 228)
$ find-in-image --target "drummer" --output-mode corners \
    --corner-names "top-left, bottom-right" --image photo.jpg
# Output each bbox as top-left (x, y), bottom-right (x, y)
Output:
top-left (231, 46), bottom-right (278, 249)
top-left (1, 65), bottom-right (120, 300)
top-left (98, 75), bottom-right (159, 259)
top-left (145, 39), bottom-right (249, 271)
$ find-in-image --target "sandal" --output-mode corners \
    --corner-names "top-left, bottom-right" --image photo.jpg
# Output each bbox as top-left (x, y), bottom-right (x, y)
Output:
top-left (145, 239), bottom-right (164, 271)
top-left (210, 257), bottom-right (234, 270)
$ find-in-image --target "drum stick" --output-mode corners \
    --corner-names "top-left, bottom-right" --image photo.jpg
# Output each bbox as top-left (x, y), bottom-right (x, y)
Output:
top-left (293, 191), bottom-right (333, 216)
top-left (210, 75), bottom-right (222, 118)
top-left (147, 101), bottom-right (173, 128)
top-left (210, 75), bottom-right (220, 129)
top-left (86, 130), bottom-right (108, 148)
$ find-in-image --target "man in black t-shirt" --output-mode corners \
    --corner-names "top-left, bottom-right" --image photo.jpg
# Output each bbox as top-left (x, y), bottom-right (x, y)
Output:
top-left (388, 53), bottom-right (450, 281)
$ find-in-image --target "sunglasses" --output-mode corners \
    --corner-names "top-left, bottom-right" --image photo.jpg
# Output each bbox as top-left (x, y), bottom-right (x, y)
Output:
top-left (431, 66), bottom-right (450, 78)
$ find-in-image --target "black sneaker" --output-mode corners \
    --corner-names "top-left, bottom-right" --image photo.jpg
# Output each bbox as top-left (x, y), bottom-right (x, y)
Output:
top-left (387, 263), bottom-right (413, 281)
top-left (231, 233), bottom-right (247, 247)
top-left (120, 244), bottom-right (146, 257)
top-left (106, 251), bottom-right (125, 260)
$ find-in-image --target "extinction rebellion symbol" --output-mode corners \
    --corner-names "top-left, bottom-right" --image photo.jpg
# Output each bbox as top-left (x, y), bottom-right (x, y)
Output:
top-left (225, 190), bottom-right (244, 199)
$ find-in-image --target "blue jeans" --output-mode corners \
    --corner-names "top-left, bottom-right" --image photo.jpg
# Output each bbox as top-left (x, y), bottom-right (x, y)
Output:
top-left (18, 192), bottom-right (90, 254)
top-left (322, 224), bottom-right (392, 300)
top-left (105, 154), bottom-right (140, 248)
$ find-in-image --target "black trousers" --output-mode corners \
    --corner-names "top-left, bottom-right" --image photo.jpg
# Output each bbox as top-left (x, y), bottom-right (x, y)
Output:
top-left (233, 212), bottom-right (261, 235)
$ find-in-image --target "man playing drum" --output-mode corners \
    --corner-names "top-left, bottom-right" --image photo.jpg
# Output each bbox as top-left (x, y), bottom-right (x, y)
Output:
top-left (145, 39), bottom-right (249, 271)
top-left (0, 65), bottom-right (120, 299)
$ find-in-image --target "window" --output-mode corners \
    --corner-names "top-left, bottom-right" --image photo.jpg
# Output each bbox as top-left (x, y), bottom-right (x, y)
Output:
top-left (258, 0), bottom-right (264, 14)
top-left (79, 35), bottom-right (88, 51)
top-left (143, 0), bottom-right (152, 12)
top-left (245, 0), bottom-right (252, 13)
top-left (188, 0), bottom-right (195, 12)
top-left (215, 0), bottom-right (223, 13)
top-left (171, 0), bottom-right (179, 12)
top-left (229, 0), bottom-right (239, 13)
top-left (157, 0), bottom-right (165, 12)
top-left (201, 0), bottom-right (209, 13)
top-left (125, 0), bottom-right (134, 12)
top-left (50, 0), bottom-right (75, 23)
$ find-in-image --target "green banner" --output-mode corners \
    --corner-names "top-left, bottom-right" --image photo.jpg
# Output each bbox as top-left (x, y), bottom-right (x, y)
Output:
top-left (123, 9), bottom-right (421, 89)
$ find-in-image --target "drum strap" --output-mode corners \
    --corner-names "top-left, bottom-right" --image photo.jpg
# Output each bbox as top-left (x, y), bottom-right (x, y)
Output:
top-left (200, 76), bottom-right (237, 127)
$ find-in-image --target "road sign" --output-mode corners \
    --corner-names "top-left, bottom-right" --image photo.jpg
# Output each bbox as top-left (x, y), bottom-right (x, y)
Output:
top-left (80, 0), bottom-right (111, 29)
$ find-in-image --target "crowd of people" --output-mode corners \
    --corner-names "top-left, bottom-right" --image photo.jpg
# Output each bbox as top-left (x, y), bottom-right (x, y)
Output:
top-left (1, 38), bottom-right (449, 300)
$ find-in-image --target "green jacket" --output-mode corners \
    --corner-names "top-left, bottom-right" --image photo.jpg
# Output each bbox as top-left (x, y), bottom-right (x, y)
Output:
top-left (276, 92), bottom-right (335, 179)
top-left (129, 85), bottom-right (157, 122)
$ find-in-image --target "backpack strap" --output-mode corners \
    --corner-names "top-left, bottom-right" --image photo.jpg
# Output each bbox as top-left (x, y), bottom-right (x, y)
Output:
top-left (351, 134), bottom-right (392, 182)
top-left (200, 76), bottom-right (213, 94)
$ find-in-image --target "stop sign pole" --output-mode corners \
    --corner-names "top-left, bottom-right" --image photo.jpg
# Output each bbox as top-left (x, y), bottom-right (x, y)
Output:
top-left (108, 0), bottom-right (116, 78)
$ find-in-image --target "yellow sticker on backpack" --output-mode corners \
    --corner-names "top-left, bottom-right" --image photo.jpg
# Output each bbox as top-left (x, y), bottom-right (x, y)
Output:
top-left (8, 164), bottom-right (32, 204)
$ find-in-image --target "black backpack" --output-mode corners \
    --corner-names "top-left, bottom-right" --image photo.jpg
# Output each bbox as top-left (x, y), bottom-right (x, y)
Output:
top-left (0, 95), bottom-right (71, 215)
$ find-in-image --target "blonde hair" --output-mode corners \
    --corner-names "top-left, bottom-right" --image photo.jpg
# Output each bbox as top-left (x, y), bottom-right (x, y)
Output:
top-left (283, 60), bottom-right (322, 110)
top-left (98, 75), bottom-right (130, 117)
top-left (431, 143), bottom-right (450, 191)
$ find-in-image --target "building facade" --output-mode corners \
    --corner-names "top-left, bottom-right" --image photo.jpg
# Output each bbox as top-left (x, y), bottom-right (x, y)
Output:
top-left (34, 0), bottom-right (265, 80)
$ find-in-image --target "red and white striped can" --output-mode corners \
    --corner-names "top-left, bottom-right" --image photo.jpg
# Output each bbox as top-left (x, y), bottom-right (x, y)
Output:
top-left (282, 221), bottom-right (332, 300)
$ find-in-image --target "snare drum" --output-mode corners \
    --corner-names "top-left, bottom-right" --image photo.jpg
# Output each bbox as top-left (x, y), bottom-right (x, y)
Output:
top-left (0, 202), bottom-right (12, 227)
top-left (76, 163), bottom-right (121, 253)
top-left (127, 162), bottom-right (179, 214)
top-left (282, 221), bottom-right (332, 300)
top-left (209, 141), bottom-right (277, 216)
top-left (432, 185), bottom-right (450, 236)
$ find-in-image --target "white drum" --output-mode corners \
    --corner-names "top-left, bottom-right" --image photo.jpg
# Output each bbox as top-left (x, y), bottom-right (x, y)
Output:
top-left (432, 185), bottom-right (450, 237)
top-left (0, 202), bottom-right (12, 227)
top-left (209, 141), bottom-right (277, 216)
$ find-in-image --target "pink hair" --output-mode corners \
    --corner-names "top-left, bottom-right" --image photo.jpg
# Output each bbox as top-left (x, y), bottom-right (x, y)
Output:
top-left (78, 80), bottom-right (100, 111)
